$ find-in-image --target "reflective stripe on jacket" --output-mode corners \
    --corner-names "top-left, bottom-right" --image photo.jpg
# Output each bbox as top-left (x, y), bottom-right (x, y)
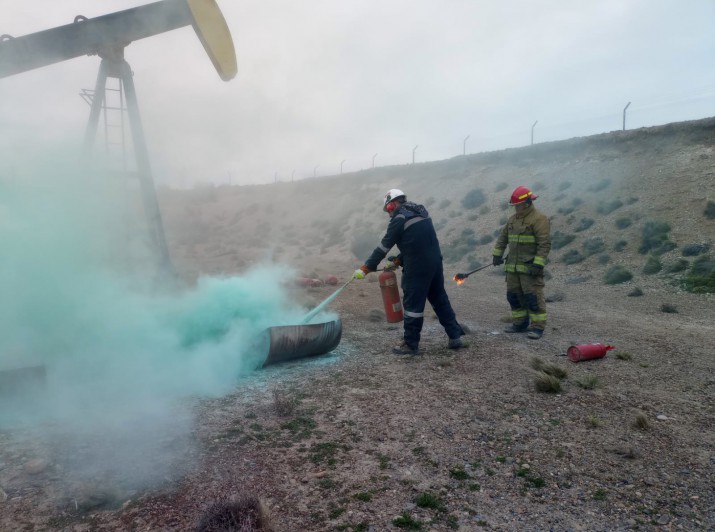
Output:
top-left (492, 204), bottom-right (551, 273)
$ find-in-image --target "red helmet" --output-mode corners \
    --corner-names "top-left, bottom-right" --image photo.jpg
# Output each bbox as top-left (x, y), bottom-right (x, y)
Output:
top-left (509, 185), bottom-right (538, 205)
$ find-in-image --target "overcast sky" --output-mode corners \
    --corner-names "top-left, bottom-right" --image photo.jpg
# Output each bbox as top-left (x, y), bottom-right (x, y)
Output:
top-left (1, 0), bottom-right (714, 187)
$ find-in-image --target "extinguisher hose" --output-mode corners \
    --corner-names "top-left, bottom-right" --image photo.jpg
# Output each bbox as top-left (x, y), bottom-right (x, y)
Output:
top-left (300, 278), bottom-right (354, 324)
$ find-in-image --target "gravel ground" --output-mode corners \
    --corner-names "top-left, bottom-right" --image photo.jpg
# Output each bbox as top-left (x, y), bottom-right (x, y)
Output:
top-left (1, 119), bottom-right (713, 531)
top-left (1, 275), bottom-right (713, 531)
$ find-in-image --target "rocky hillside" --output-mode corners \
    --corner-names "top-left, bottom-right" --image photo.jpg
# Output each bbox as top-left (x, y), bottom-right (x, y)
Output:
top-left (160, 117), bottom-right (715, 292)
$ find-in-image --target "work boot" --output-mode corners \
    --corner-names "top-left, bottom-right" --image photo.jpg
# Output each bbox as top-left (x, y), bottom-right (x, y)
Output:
top-left (392, 343), bottom-right (420, 356)
top-left (504, 323), bottom-right (528, 333)
top-left (447, 337), bottom-right (468, 349)
top-left (527, 328), bottom-right (544, 340)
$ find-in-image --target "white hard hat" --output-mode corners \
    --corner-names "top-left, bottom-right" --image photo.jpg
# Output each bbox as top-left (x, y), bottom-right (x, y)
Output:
top-left (383, 189), bottom-right (406, 211)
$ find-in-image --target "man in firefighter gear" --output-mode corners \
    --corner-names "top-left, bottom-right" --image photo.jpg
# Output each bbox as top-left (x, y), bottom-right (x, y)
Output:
top-left (492, 185), bottom-right (551, 340)
top-left (353, 189), bottom-right (465, 355)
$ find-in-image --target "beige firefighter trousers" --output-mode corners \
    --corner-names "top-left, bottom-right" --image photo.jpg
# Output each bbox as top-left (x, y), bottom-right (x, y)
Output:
top-left (505, 272), bottom-right (547, 330)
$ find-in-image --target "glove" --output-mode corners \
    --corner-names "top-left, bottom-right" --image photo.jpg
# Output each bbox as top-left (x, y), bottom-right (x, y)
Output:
top-left (384, 256), bottom-right (401, 271)
top-left (353, 265), bottom-right (369, 280)
top-left (492, 255), bottom-right (504, 266)
top-left (529, 264), bottom-right (544, 277)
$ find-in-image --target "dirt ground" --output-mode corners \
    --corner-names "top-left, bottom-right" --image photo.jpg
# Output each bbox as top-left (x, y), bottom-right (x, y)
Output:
top-left (1, 119), bottom-right (714, 531)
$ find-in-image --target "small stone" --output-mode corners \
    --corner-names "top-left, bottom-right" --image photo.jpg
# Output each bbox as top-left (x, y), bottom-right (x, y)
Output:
top-left (656, 514), bottom-right (671, 525)
top-left (24, 459), bottom-right (48, 475)
top-left (520, 463), bottom-right (530, 470)
top-left (0, 487), bottom-right (7, 502)
top-left (656, 414), bottom-right (668, 421)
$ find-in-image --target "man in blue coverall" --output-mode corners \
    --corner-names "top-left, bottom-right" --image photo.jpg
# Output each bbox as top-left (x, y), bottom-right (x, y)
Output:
top-left (353, 189), bottom-right (466, 355)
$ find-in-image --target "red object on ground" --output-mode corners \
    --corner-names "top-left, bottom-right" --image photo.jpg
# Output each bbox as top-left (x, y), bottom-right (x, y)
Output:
top-left (567, 343), bottom-right (614, 362)
top-left (379, 270), bottom-right (404, 323)
top-left (324, 275), bottom-right (339, 285)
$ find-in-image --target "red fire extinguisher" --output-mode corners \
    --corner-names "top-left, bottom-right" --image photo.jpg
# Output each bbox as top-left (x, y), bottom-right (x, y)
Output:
top-left (379, 270), bottom-right (404, 323)
top-left (567, 343), bottom-right (614, 362)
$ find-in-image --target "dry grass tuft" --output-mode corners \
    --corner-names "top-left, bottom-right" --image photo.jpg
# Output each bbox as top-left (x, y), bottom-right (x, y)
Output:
top-left (586, 416), bottom-right (603, 428)
top-left (534, 372), bottom-right (562, 393)
top-left (633, 413), bottom-right (650, 431)
top-left (195, 496), bottom-right (274, 532)
top-left (272, 388), bottom-right (296, 417)
top-left (530, 357), bottom-right (568, 379)
top-left (574, 375), bottom-right (600, 390)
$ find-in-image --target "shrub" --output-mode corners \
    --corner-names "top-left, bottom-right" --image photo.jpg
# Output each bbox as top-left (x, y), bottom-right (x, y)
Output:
top-left (558, 181), bottom-right (572, 191)
top-left (443, 240), bottom-right (475, 263)
top-left (683, 255), bottom-right (715, 293)
top-left (642, 255), bottom-right (662, 275)
top-left (613, 240), bottom-right (627, 252)
top-left (498, 215), bottom-right (508, 225)
top-left (625, 196), bottom-right (639, 205)
top-left (574, 218), bottom-right (594, 232)
top-left (604, 265), bottom-right (633, 284)
top-left (462, 188), bottom-right (487, 209)
top-left (495, 182), bottom-right (509, 192)
top-left (705, 200), bottom-right (715, 219)
top-left (660, 303), bottom-right (678, 313)
top-left (552, 231), bottom-right (575, 250)
top-left (582, 237), bottom-right (605, 256)
top-left (572, 197), bottom-right (584, 207)
top-left (682, 243), bottom-right (710, 257)
top-left (393, 512), bottom-right (423, 529)
top-left (414, 492), bottom-right (445, 511)
top-left (615, 217), bottom-right (632, 229)
top-left (462, 228), bottom-right (475, 237)
top-left (597, 199), bottom-right (624, 215)
top-left (558, 206), bottom-right (575, 216)
top-left (627, 287), bottom-right (644, 297)
top-left (477, 234), bottom-right (494, 245)
top-left (639, 221), bottom-right (676, 255)
top-left (665, 259), bottom-right (689, 273)
top-left (467, 213), bottom-right (479, 221)
top-left (560, 249), bottom-right (585, 265)
top-left (597, 254), bottom-right (611, 265)
top-left (439, 199), bottom-right (451, 209)
top-left (479, 205), bottom-right (491, 215)
top-left (588, 178), bottom-right (611, 192)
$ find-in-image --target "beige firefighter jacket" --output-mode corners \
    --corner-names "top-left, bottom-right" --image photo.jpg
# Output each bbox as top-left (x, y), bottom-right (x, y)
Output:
top-left (492, 204), bottom-right (551, 273)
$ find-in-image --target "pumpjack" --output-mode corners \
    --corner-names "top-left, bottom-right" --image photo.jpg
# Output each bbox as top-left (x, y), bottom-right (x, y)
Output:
top-left (0, 0), bottom-right (237, 274)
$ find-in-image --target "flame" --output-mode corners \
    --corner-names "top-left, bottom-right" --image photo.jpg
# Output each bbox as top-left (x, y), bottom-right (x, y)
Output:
top-left (453, 275), bottom-right (466, 285)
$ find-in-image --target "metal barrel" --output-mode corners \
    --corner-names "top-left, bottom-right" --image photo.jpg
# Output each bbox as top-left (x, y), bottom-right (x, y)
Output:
top-left (262, 319), bottom-right (342, 367)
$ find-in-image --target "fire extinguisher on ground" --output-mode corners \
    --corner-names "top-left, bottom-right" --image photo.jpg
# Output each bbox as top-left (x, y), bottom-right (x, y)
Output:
top-left (379, 269), bottom-right (404, 323)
